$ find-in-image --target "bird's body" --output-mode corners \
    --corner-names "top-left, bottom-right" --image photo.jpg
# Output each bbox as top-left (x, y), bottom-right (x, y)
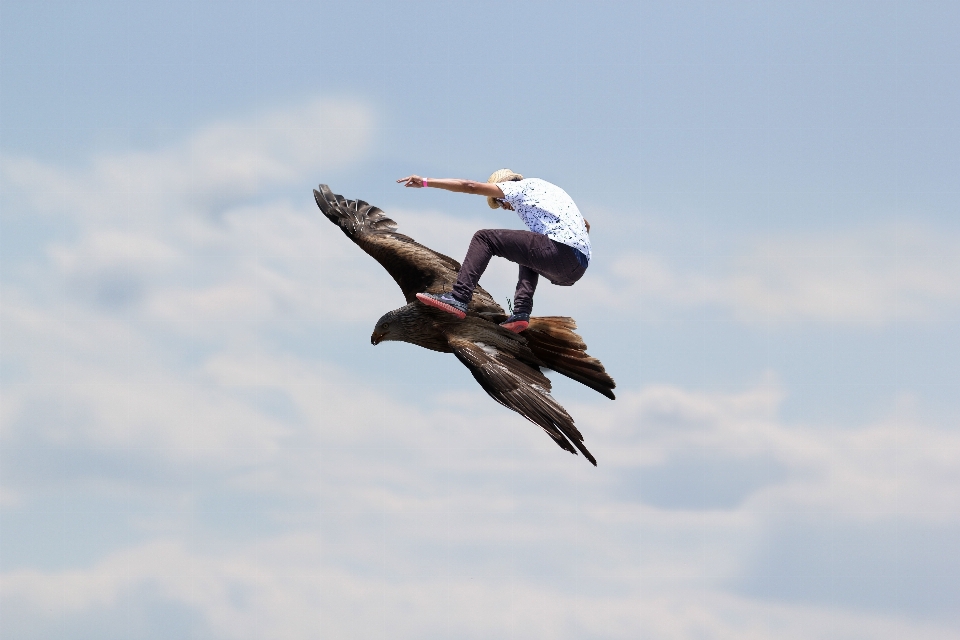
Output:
top-left (315, 185), bottom-right (615, 465)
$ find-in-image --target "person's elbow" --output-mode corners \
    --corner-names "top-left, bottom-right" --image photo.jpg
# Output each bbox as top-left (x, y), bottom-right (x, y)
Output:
top-left (457, 180), bottom-right (485, 194)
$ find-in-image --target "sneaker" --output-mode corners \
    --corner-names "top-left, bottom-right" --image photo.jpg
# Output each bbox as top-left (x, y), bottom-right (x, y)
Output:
top-left (499, 312), bottom-right (530, 333)
top-left (416, 292), bottom-right (468, 319)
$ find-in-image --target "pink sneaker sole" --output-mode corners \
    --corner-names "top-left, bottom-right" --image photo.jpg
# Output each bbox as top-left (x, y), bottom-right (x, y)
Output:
top-left (500, 320), bottom-right (529, 334)
top-left (416, 293), bottom-right (466, 319)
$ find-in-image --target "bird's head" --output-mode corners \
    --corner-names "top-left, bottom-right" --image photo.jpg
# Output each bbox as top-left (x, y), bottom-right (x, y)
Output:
top-left (371, 308), bottom-right (406, 345)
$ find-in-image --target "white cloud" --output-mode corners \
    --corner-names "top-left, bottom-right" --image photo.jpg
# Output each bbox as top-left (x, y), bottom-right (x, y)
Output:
top-left (0, 97), bottom-right (393, 333)
top-left (3, 98), bottom-right (960, 638)
top-left (2, 97), bottom-right (374, 223)
top-left (585, 380), bottom-right (960, 522)
top-left (577, 223), bottom-right (960, 322)
top-left (3, 533), bottom-right (957, 640)
top-left (5, 298), bottom-right (960, 633)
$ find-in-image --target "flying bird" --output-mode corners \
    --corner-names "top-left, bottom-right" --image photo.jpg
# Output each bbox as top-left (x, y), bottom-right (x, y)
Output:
top-left (314, 185), bottom-right (616, 465)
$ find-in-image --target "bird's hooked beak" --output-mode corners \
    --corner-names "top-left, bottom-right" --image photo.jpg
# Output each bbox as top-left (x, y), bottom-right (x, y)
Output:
top-left (371, 315), bottom-right (396, 345)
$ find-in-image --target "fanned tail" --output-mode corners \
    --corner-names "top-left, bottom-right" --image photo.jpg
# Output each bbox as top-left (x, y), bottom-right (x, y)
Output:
top-left (523, 317), bottom-right (617, 400)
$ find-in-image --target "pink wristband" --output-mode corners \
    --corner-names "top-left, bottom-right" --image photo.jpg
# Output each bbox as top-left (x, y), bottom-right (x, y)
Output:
top-left (422, 178), bottom-right (428, 188)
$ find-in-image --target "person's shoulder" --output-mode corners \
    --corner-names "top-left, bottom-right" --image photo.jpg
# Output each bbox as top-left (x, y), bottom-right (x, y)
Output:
top-left (497, 178), bottom-right (532, 197)
top-left (521, 177), bottom-right (548, 188)
top-left (507, 177), bottom-right (551, 194)
top-left (525, 177), bottom-right (568, 194)
top-left (500, 177), bottom-right (560, 200)
top-left (527, 179), bottom-right (574, 203)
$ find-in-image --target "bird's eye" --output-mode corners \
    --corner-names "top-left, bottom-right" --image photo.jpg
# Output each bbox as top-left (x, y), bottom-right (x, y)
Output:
top-left (380, 323), bottom-right (389, 330)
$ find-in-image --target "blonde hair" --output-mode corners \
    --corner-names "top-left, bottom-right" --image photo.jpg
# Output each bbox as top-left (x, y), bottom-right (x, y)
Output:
top-left (486, 169), bottom-right (524, 209)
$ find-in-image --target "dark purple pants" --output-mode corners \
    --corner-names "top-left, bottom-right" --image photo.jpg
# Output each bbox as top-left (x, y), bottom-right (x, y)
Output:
top-left (451, 229), bottom-right (586, 315)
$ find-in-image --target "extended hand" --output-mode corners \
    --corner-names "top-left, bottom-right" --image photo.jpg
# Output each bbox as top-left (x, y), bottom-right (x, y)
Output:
top-left (397, 175), bottom-right (424, 188)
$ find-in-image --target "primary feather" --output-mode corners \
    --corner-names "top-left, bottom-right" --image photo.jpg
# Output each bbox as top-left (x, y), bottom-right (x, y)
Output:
top-left (314, 185), bottom-right (503, 317)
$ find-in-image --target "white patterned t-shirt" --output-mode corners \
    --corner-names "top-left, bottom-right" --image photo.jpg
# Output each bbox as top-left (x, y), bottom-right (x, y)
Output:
top-left (496, 178), bottom-right (591, 262)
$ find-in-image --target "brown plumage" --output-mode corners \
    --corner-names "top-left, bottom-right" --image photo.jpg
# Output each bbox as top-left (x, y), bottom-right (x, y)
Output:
top-left (314, 184), bottom-right (616, 465)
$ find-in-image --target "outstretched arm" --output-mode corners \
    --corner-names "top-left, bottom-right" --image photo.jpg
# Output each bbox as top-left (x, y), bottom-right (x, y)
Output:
top-left (397, 175), bottom-right (504, 198)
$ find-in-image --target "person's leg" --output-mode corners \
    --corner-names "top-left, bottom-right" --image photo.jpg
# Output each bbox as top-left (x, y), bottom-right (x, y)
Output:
top-left (452, 229), bottom-right (564, 304)
top-left (450, 229), bottom-right (502, 304)
top-left (427, 229), bottom-right (585, 322)
top-left (512, 265), bottom-right (539, 316)
top-left (497, 265), bottom-right (539, 332)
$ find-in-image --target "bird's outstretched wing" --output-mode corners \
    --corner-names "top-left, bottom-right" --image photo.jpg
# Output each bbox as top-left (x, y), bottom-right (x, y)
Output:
top-left (314, 184), bottom-right (504, 317)
top-left (448, 331), bottom-right (597, 465)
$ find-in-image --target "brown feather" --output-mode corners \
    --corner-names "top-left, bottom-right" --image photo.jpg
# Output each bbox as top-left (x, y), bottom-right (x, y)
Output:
top-left (314, 185), bottom-right (503, 316)
top-left (523, 317), bottom-right (617, 400)
top-left (448, 335), bottom-right (595, 464)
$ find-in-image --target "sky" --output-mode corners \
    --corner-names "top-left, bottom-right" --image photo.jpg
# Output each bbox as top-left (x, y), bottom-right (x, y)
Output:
top-left (1, 1), bottom-right (959, 638)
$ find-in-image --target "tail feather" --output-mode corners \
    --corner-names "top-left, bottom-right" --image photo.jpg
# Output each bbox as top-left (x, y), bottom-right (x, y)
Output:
top-left (524, 317), bottom-right (617, 400)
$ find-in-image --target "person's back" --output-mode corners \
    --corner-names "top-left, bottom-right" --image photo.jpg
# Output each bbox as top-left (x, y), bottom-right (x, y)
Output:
top-left (495, 177), bottom-right (591, 266)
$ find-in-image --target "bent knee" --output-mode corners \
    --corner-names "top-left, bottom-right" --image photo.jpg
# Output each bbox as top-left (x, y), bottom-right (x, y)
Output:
top-left (471, 229), bottom-right (499, 243)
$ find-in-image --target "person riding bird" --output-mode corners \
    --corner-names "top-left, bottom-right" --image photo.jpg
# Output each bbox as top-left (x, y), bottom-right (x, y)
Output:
top-left (397, 170), bottom-right (591, 334)
top-left (314, 183), bottom-right (614, 464)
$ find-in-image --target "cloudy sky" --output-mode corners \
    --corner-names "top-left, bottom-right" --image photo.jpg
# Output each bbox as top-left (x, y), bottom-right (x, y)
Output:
top-left (2, 1), bottom-right (959, 638)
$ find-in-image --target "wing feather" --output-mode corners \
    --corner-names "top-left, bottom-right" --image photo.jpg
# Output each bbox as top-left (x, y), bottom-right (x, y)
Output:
top-left (449, 335), bottom-right (597, 465)
top-left (314, 184), bottom-right (504, 316)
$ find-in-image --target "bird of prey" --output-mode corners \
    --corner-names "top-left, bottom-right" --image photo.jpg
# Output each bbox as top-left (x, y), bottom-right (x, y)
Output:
top-left (314, 185), bottom-right (616, 465)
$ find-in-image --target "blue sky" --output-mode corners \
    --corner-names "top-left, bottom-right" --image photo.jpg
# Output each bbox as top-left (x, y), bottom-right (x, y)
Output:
top-left (2, 1), bottom-right (960, 638)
